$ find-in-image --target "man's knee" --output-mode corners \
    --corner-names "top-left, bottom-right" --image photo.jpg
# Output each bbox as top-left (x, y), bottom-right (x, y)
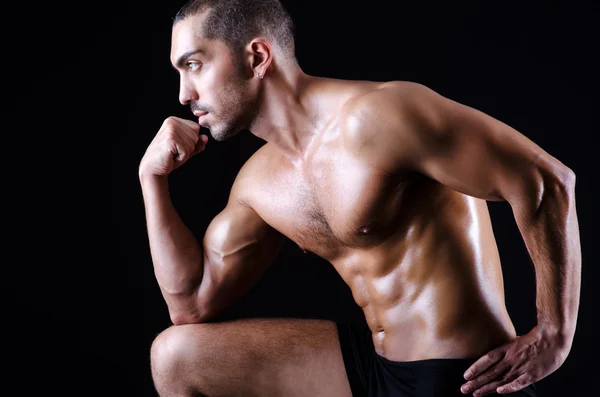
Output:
top-left (150, 324), bottom-right (208, 389)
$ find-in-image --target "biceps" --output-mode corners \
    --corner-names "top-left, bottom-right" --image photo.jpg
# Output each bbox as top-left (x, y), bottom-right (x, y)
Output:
top-left (198, 203), bottom-right (284, 311)
top-left (415, 99), bottom-right (548, 202)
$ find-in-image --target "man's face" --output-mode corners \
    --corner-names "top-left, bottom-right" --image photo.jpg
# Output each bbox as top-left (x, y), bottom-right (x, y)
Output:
top-left (170, 13), bottom-right (256, 141)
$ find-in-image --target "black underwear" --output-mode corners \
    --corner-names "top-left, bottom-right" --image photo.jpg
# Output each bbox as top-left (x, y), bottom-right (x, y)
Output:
top-left (336, 320), bottom-right (538, 397)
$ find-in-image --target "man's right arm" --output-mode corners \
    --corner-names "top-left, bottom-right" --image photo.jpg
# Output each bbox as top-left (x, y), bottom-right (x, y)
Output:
top-left (140, 159), bottom-right (284, 325)
top-left (139, 117), bottom-right (284, 325)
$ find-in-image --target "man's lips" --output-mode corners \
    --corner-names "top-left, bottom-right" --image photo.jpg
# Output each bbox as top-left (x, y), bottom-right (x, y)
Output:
top-left (194, 111), bottom-right (208, 121)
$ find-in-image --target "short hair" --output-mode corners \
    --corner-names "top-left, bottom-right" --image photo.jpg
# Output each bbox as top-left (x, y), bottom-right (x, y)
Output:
top-left (173, 0), bottom-right (296, 59)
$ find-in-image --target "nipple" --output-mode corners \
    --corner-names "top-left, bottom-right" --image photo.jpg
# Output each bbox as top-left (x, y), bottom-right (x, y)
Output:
top-left (358, 224), bottom-right (372, 235)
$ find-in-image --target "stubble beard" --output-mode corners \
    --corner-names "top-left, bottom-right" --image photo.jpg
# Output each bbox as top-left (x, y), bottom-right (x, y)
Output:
top-left (208, 71), bottom-right (257, 142)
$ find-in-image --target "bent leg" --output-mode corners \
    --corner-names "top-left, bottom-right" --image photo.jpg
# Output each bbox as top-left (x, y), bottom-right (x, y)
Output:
top-left (150, 317), bottom-right (353, 397)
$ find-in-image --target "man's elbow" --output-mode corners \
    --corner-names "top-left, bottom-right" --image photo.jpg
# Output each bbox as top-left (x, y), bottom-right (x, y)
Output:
top-left (510, 162), bottom-right (575, 215)
top-left (170, 313), bottom-right (204, 326)
top-left (560, 166), bottom-right (576, 189)
top-left (168, 302), bottom-right (213, 325)
top-left (545, 165), bottom-right (576, 201)
top-left (525, 164), bottom-right (576, 218)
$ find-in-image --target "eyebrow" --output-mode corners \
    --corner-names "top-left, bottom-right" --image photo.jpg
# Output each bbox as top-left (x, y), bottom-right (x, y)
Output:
top-left (173, 49), bottom-right (205, 70)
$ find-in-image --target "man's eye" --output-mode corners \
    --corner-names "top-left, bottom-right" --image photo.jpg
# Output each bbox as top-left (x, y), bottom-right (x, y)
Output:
top-left (186, 61), bottom-right (201, 71)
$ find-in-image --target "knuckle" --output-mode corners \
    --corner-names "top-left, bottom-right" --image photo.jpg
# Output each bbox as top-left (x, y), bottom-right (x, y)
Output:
top-left (163, 117), bottom-right (180, 131)
top-left (487, 351), bottom-right (499, 361)
top-left (475, 374), bottom-right (488, 385)
top-left (515, 376), bottom-right (527, 386)
top-left (162, 117), bottom-right (175, 128)
top-left (480, 369), bottom-right (500, 385)
top-left (483, 371), bottom-right (497, 383)
top-left (525, 344), bottom-right (537, 359)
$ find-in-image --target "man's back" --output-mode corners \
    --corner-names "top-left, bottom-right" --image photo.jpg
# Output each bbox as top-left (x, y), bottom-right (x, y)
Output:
top-left (237, 79), bottom-right (517, 362)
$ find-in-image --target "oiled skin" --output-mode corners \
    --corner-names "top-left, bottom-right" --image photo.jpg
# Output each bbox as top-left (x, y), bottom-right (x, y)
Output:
top-left (227, 80), bottom-right (518, 362)
top-left (144, 12), bottom-right (579, 396)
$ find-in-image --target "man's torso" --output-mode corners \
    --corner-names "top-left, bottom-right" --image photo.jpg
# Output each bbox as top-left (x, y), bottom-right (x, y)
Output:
top-left (240, 80), bottom-right (517, 362)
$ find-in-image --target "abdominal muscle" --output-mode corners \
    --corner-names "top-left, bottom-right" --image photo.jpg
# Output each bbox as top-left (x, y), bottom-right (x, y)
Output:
top-left (330, 196), bottom-right (518, 362)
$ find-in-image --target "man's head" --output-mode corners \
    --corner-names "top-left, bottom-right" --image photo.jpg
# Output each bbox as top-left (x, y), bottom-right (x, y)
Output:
top-left (170, 0), bottom-right (296, 141)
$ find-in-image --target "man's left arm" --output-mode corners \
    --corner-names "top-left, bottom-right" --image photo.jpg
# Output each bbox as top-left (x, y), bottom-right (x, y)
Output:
top-left (348, 82), bottom-right (581, 396)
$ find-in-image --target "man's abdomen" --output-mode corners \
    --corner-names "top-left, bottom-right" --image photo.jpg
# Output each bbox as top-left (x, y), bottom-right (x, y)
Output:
top-left (332, 191), bottom-right (517, 362)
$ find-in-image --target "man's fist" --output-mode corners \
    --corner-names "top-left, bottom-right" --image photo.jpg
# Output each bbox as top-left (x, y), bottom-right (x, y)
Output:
top-left (139, 116), bottom-right (209, 178)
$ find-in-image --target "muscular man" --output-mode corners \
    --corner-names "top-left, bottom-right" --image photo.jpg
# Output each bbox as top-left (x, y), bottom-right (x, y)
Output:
top-left (139, 1), bottom-right (581, 396)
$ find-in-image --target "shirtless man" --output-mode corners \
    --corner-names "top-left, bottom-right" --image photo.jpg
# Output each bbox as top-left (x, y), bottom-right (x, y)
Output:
top-left (139, 1), bottom-right (581, 396)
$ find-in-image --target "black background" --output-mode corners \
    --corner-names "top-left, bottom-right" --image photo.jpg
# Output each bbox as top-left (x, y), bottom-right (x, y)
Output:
top-left (3, 1), bottom-right (598, 396)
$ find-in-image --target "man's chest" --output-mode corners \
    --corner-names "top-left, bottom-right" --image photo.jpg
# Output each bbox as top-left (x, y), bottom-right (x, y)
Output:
top-left (249, 148), bottom-right (414, 259)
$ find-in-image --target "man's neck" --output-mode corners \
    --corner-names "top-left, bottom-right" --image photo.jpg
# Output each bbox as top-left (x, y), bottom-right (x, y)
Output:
top-left (248, 61), bottom-right (323, 162)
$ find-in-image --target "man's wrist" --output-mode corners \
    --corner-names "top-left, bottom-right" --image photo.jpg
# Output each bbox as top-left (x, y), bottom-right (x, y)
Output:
top-left (536, 321), bottom-right (576, 350)
top-left (139, 169), bottom-right (168, 186)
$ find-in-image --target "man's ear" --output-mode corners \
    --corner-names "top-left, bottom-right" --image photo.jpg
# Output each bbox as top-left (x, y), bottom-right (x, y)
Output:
top-left (246, 38), bottom-right (273, 79)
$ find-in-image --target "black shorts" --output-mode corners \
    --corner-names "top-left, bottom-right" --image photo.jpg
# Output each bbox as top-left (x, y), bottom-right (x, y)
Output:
top-left (336, 321), bottom-right (538, 397)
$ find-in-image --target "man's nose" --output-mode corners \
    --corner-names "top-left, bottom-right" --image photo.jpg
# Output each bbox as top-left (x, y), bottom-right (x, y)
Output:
top-left (178, 78), bottom-right (199, 105)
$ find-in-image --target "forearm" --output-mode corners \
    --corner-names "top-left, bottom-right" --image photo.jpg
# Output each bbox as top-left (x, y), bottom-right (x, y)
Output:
top-left (511, 167), bottom-right (581, 347)
top-left (139, 173), bottom-right (204, 299)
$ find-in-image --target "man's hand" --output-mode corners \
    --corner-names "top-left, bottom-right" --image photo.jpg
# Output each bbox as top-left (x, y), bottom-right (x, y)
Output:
top-left (139, 116), bottom-right (208, 178)
top-left (460, 325), bottom-right (571, 396)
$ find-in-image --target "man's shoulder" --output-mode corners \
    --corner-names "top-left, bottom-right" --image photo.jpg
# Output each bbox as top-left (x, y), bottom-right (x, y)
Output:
top-left (338, 80), bottom-right (438, 171)
top-left (340, 80), bottom-right (434, 133)
top-left (338, 80), bottom-right (418, 139)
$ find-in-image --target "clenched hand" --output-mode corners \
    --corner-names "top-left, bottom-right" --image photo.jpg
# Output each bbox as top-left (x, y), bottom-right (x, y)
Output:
top-left (139, 116), bottom-right (209, 178)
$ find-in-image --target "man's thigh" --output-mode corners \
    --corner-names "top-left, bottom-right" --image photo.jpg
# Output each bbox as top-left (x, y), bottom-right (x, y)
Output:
top-left (151, 317), bottom-right (353, 397)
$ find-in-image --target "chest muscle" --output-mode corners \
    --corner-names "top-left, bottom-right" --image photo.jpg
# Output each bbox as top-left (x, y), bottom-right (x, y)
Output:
top-left (253, 149), bottom-right (413, 259)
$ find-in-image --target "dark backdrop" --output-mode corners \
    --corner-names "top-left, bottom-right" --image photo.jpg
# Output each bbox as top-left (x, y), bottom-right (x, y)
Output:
top-left (3, 1), bottom-right (597, 396)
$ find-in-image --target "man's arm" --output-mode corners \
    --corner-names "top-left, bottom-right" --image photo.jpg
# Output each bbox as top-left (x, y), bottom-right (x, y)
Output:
top-left (140, 160), bottom-right (285, 325)
top-left (344, 81), bottom-right (581, 395)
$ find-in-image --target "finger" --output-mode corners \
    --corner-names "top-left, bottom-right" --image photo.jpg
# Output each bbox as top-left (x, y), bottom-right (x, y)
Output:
top-left (172, 142), bottom-right (192, 164)
top-left (163, 116), bottom-right (200, 142)
top-left (469, 372), bottom-right (514, 396)
top-left (496, 373), bottom-right (532, 394)
top-left (167, 126), bottom-right (195, 150)
top-left (165, 116), bottom-right (199, 131)
top-left (181, 122), bottom-right (201, 142)
top-left (177, 118), bottom-right (202, 138)
top-left (192, 134), bottom-right (209, 155)
top-left (178, 117), bottom-right (202, 131)
top-left (161, 117), bottom-right (196, 150)
top-left (461, 362), bottom-right (510, 395)
top-left (178, 127), bottom-right (198, 148)
top-left (464, 348), bottom-right (507, 380)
